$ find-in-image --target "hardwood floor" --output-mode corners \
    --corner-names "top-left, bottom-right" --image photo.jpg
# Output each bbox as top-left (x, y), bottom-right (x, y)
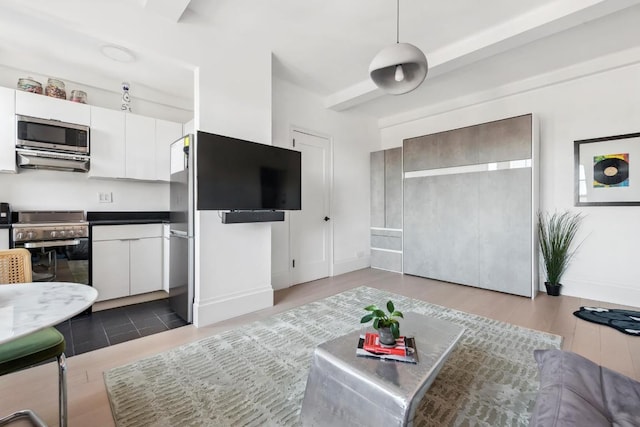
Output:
top-left (2, 268), bottom-right (639, 426)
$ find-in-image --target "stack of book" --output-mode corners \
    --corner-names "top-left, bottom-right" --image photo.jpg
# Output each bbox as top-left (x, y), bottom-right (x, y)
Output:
top-left (356, 332), bottom-right (418, 363)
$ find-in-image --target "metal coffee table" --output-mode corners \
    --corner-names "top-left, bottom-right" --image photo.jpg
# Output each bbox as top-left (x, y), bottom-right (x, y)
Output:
top-left (300, 312), bottom-right (465, 426)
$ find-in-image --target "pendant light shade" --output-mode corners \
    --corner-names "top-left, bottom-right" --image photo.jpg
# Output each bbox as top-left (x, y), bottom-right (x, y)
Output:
top-left (369, 43), bottom-right (428, 95)
top-left (369, 0), bottom-right (428, 95)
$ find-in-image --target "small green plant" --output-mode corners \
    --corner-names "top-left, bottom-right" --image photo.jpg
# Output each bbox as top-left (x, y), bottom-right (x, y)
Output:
top-left (537, 210), bottom-right (584, 286)
top-left (360, 300), bottom-right (404, 339)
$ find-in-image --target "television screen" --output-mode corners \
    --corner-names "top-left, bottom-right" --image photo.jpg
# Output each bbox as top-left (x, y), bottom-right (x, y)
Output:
top-left (196, 131), bottom-right (301, 210)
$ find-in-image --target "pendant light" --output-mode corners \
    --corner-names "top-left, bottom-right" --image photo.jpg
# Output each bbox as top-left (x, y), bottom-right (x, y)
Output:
top-left (369, 0), bottom-right (428, 95)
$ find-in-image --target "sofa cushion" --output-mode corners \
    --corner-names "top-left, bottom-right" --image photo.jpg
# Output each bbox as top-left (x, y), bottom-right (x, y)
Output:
top-left (529, 349), bottom-right (640, 427)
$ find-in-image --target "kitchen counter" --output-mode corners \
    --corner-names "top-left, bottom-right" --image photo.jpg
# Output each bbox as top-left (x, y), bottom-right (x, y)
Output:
top-left (87, 211), bottom-right (169, 225)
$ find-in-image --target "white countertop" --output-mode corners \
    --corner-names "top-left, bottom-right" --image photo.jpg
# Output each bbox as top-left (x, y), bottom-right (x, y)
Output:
top-left (0, 282), bottom-right (98, 345)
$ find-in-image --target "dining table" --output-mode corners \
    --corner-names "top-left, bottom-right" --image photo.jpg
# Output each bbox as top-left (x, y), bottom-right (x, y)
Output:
top-left (0, 282), bottom-right (98, 345)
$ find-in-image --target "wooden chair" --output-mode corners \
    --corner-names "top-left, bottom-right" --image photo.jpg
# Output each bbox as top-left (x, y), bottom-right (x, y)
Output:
top-left (0, 248), bottom-right (68, 427)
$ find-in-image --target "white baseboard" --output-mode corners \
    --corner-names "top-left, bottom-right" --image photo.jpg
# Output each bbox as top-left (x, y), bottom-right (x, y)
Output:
top-left (333, 256), bottom-right (370, 276)
top-left (194, 286), bottom-right (273, 327)
top-left (540, 278), bottom-right (640, 308)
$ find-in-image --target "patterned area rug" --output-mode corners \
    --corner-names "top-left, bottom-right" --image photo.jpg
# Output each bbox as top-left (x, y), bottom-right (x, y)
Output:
top-left (104, 286), bottom-right (562, 426)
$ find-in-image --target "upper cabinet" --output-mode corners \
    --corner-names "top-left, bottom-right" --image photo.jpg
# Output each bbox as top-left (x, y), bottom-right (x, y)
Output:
top-left (88, 106), bottom-right (183, 182)
top-left (89, 106), bottom-right (125, 179)
top-left (125, 113), bottom-right (156, 180)
top-left (0, 87), bottom-right (16, 173)
top-left (15, 90), bottom-right (90, 125)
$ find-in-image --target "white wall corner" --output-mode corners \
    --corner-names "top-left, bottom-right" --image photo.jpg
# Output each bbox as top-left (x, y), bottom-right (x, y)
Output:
top-left (271, 269), bottom-right (291, 290)
top-left (333, 256), bottom-right (371, 277)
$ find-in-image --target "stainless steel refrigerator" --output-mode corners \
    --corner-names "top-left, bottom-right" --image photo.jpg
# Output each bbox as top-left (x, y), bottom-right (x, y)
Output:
top-left (169, 134), bottom-right (194, 323)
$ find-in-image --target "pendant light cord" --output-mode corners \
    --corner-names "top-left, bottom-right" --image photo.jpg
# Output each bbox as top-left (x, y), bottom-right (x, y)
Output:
top-left (396, 0), bottom-right (400, 43)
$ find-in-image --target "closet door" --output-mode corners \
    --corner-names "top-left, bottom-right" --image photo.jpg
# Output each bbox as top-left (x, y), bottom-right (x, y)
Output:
top-left (403, 114), bottom-right (535, 297)
top-left (370, 147), bottom-right (403, 272)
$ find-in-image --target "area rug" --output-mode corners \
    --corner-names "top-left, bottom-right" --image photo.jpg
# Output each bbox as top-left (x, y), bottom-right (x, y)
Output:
top-left (574, 306), bottom-right (640, 336)
top-left (104, 286), bottom-right (562, 426)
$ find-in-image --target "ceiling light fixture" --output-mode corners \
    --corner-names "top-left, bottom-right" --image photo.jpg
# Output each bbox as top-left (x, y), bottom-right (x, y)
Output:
top-left (369, 0), bottom-right (428, 95)
top-left (100, 45), bottom-right (136, 63)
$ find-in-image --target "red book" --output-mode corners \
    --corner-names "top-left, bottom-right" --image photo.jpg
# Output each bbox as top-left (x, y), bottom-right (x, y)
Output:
top-left (362, 332), bottom-right (407, 356)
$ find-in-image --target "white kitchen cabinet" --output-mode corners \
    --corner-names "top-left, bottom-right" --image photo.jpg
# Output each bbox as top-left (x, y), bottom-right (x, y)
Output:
top-left (92, 240), bottom-right (130, 301)
top-left (130, 236), bottom-right (163, 295)
top-left (0, 87), bottom-right (16, 173)
top-left (125, 113), bottom-right (156, 180)
top-left (0, 228), bottom-right (9, 250)
top-left (15, 90), bottom-right (90, 126)
top-left (92, 224), bottom-right (163, 302)
top-left (88, 106), bottom-right (125, 178)
top-left (155, 119), bottom-right (183, 182)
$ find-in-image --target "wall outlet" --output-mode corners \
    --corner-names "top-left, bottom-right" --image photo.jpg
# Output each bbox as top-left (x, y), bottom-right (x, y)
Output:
top-left (98, 192), bottom-right (113, 203)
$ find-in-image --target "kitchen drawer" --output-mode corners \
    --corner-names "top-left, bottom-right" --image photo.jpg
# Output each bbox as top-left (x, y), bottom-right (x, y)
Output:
top-left (92, 223), bottom-right (163, 241)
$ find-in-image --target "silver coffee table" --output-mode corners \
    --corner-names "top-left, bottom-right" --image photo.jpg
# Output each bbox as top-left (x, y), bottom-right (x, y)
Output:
top-left (300, 312), bottom-right (465, 426)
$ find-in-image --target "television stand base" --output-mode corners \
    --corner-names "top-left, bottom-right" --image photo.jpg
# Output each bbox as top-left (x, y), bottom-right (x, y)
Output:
top-left (221, 210), bottom-right (285, 224)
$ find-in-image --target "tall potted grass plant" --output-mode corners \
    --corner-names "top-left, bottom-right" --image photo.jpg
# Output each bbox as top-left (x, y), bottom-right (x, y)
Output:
top-left (537, 211), bottom-right (584, 296)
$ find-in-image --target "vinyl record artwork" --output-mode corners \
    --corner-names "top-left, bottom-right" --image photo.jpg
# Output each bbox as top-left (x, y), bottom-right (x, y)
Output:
top-left (593, 153), bottom-right (629, 188)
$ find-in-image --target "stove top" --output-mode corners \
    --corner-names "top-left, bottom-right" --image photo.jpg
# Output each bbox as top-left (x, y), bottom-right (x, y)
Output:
top-left (15, 210), bottom-right (86, 224)
top-left (12, 210), bottom-right (88, 243)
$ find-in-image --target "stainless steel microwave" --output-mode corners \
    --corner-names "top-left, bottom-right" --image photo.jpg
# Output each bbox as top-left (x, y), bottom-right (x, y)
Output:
top-left (16, 115), bottom-right (89, 154)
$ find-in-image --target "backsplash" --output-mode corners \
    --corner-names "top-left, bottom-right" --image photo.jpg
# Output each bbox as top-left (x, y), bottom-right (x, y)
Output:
top-left (0, 168), bottom-right (169, 212)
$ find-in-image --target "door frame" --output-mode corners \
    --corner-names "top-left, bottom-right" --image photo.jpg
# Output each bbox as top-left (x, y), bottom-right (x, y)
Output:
top-left (289, 125), bottom-right (334, 280)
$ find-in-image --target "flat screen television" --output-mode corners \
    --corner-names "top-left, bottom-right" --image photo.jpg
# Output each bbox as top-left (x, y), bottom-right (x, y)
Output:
top-left (196, 131), bottom-right (301, 210)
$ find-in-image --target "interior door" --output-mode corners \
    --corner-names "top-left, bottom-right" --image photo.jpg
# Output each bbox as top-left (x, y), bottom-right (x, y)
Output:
top-left (290, 130), bottom-right (331, 284)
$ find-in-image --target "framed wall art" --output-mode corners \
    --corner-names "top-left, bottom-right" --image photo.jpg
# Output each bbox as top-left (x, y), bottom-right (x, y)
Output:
top-left (574, 132), bottom-right (640, 206)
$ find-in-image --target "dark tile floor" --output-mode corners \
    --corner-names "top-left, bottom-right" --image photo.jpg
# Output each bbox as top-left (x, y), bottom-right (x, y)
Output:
top-left (55, 299), bottom-right (189, 357)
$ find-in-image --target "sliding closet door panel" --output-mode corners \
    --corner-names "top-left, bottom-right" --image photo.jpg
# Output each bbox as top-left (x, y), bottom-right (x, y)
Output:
top-left (477, 115), bottom-right (532, 163)
top-left (404, 134), bottom-right (439, 172)
top-left (385, 147), bottom-right (403, 229)
top-left (404, 173), bottom-right (479, 286)
top-left (371, 250), bottom-right (402, 272)
top-left (404, 127), bottom-right (480, 171)
top-left (477, 168), bottom-right (532, 296)
top-left (370, 151), bottom-right (385, 228)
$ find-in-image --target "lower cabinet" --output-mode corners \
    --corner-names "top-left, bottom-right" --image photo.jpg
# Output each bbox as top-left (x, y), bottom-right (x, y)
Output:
top-left (92, 224), bottom-right (163, 302)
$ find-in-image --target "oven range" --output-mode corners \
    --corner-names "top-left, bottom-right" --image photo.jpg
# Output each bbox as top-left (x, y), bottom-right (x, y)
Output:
top-left (11, 210), bottom-right (89, 284)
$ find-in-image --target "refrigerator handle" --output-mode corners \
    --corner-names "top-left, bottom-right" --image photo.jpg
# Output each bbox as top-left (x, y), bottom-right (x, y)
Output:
top-left (170, 229), bottom-right (190, 238)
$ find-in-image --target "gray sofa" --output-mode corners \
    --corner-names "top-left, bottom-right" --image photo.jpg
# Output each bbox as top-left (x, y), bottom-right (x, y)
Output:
top-left (530, 349), bottom-right (640, 426)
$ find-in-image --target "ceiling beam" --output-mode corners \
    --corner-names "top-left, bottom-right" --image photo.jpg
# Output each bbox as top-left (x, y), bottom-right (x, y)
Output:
top-left (144, 0), bottom-right (192, 23)
top-left (325, 0), bottom-right (640, 112)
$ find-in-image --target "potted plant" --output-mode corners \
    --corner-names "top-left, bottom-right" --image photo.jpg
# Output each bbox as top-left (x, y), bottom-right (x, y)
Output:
top-left (360, 300), bottom-right (404, 346)
top-left (537, 210), bottom-right (584, 296)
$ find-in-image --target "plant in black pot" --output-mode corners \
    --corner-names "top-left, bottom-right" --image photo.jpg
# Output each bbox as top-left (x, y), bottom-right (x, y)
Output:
top-left (360, 300), bottom-right (404, 346)
top-left (537, 210), bottom-right (584, 296)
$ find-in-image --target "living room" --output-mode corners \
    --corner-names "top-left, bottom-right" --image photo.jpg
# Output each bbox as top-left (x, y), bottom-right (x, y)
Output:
top-left (1, 1), bottom-right (640, 425)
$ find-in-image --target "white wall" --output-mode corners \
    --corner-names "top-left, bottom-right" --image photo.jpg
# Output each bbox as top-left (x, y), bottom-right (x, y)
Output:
top-left (191, 49), bottom-right (274, 327)
top-left (271, 77), bottom-right (380, 289)
top-left (0, 65), bottom-right (193, 123)
top-left (379, 62), bottom-right (640, 307)
top-left (0, 169), bottom-right (168, 211)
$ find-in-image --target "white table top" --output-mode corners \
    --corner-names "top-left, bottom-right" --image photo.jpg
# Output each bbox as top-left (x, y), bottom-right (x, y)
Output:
top-left (0, 282), bottom-right (98, 345)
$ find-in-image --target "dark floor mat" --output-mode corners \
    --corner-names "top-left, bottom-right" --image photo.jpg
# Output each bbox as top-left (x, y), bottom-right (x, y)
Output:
top-left (573, 306), bottom-right (640, 336)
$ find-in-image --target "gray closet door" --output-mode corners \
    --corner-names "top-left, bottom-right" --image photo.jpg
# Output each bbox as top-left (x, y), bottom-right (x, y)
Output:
top-left (370, 147), bottom-right (403, 273)
top-left (403, 114), bottom-right (534, 297)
